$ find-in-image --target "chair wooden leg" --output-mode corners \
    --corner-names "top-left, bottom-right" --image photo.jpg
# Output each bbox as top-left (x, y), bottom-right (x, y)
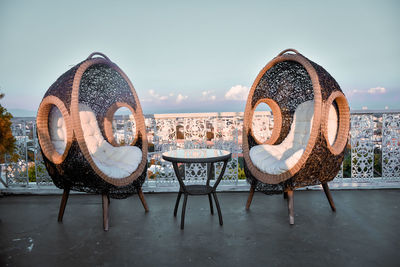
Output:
top-left (58, 188), bottom-right (70, 222)
top-left (208, 193), bottom-right (214, 215)
top-left (212, 192), bottom-right (223, 226)
top-left (138, 188), bottom-right (149, 212)
top-left (283, 192), bottom-right (288, 199)
top-left (174, 191), bottom-right (182, 217)
top-left (246, 185), bottom-right (255, 210)
top-left (102, 194), bottom-right (109, 231)
top-left (287, 190), bottom-right (294, 225)
top-left (181, 194), bottom-right (188, 230)
top-left (322, 183), bottom-right (336, 212)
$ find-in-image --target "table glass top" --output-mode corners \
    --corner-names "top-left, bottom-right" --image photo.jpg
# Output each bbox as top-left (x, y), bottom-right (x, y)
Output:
top-left (162, 149), bottom-right (230, 160)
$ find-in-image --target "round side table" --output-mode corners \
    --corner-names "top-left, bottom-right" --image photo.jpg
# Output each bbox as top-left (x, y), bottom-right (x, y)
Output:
top-left (162, 149), bottom-right (232, 229)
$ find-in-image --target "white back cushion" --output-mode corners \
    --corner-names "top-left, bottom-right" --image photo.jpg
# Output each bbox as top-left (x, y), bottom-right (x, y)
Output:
top-left (79, 103), bottom-right (142, 179)
top-left (49, 106), bottom-right (67, 154)
top-left (249, 100), bottom-right (314, 175)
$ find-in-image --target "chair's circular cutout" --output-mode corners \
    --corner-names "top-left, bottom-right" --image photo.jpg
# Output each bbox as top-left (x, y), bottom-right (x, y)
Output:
top-left (323, 91), bottom-right (350, 155)
top-left (104, 103), bottom-right (138, 146)
top-left (112, 106), bottom-right (137, 146)
top-left (36, 96), bottom-right (72, 164)
top-left (250, 98), bottom-right (282, 145)
top-left (252, 102), bottom-right (273, 143)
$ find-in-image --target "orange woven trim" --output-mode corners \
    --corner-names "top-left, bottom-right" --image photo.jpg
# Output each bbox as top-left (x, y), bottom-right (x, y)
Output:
top-left (36, 95), bottom-right (73, 164)
top-left (249, 98), bottom-right (282, 145)
top-left (71, 57), bottom-right (148, 187)
top-left (104, 102), bottom-right (141, 146)
top-left (322, 91), bottom-right (350, 155)
top-left (243, 49), bottom-right (322, 184)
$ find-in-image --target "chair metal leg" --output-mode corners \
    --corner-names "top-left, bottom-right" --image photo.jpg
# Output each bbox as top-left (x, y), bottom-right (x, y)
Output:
top-left (212, 192), bottom-right (223, 226)
top-left (174, 191), bottom-right (182, 217)
top-left (246, 185), bottom-right (255, 210)
top-left (102, 194), bottom-right (109, 231)
top-left (208, 193), bottom-right (214, 215)
top-left (181, 194), bottom-right (188, 230)
top-left (58, 188), bottom-right (70, 222)
top-left (138, 188), bottom-right (149, 212)
top-left (287, 190), bottom-right (294, 225)
top-left (322, 183), bottom-right (336, 212)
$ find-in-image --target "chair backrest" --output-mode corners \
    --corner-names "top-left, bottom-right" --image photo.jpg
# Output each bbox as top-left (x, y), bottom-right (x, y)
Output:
top-left (243, 49), bottom-right (350, 186)
top-left (37, 52), bottom-right (148, 194)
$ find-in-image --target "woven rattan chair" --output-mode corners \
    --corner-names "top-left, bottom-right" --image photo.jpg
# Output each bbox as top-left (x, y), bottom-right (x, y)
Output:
top-left (37, 52), bottom-right (148, 231)
top-left (243, 49), bottom-right (350, 224)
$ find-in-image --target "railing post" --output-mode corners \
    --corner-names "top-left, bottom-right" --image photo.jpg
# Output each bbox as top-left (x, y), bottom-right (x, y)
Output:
top-left (350, 114), bottom-right (374, 180)
top-left (382, 113), bottom-right (400, 178)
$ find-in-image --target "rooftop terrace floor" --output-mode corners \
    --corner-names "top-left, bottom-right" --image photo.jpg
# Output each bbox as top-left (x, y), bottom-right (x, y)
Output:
top-left (0, 190), bottom-right (399, 267)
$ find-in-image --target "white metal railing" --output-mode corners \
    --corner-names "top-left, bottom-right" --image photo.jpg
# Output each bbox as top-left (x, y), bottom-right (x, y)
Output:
top-left (1, 109), bottom-right (399, 190)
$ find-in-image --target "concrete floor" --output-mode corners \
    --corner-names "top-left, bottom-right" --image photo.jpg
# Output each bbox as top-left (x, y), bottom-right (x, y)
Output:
top-left (0, 190), bottom-right (399, 267)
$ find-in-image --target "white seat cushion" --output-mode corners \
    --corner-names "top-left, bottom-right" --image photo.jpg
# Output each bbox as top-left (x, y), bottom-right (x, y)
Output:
top-left (249, 100), bottom-right (314, 175)
top-left (49, 106), bottom-right (67, 154)
top-left (79, 104), bottom-right (142, 179)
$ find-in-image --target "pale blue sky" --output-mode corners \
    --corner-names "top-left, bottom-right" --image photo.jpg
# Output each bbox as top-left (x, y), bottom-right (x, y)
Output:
top-left (1, 0), bottom-right (399, 115)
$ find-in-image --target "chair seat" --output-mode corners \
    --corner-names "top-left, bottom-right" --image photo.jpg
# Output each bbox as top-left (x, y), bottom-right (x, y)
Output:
top-left (250, 145), bottom-right (305, 175)
top-left (91, 141), bottom-right (142, 179)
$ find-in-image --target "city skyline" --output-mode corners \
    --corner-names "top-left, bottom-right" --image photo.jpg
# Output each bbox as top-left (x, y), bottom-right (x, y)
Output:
top-left (1, 0), bottom-right (399, 116)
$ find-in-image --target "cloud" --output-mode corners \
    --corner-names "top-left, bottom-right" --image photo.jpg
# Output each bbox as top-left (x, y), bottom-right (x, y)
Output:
top-left (347, 89), bottom-right (360, 96)
top-left (201, 90), bottom-right (216, 101)
top-left (368, 87), bottom-right (386, 94)
top-left (224, 85), bottom-right (249, 101)
top-left (148, 89), bottom-right (169, 101)
top-left (142, 89), bottom-right (172, 102)
top-left (348, 87), bottom-right (387, 97)
top-left (142, 90), bottom-right (189, 104)
top-left (176, 94), bottom-right (188, 103)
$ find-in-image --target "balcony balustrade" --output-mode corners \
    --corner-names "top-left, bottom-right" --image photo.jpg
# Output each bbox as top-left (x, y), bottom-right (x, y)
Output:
top-left (1, 109), bottom-right (399, 191)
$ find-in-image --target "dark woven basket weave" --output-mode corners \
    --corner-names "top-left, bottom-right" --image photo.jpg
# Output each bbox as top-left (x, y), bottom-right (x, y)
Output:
top-left (243, 49), bottom-right (350, 194)
top-left (37, 52), bottom-right (148, 199)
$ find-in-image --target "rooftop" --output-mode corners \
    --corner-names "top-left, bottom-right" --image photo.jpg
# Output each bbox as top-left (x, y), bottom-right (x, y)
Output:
top-left (1, 190), bottom-right (399, 266)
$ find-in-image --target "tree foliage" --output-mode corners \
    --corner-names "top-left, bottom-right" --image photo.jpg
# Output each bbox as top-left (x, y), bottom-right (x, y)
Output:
top-left (0, 92), bottom-right (16, 163)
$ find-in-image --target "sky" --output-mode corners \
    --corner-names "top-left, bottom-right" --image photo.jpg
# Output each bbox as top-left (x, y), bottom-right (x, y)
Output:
top-left (0, 0), bottom-right (399, 116)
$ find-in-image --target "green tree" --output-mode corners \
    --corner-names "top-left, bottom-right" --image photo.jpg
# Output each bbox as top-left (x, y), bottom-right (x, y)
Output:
top-left (0, 92), bottom-right (16, 163)
top-left (28, 163), bottom-right (45, 182)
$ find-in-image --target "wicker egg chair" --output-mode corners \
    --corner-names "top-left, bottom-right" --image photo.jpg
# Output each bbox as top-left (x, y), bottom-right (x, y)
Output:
top-left (37, 52), bottom-right (148, 231)
top-left (243, 49), bottom-right (350, 224)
